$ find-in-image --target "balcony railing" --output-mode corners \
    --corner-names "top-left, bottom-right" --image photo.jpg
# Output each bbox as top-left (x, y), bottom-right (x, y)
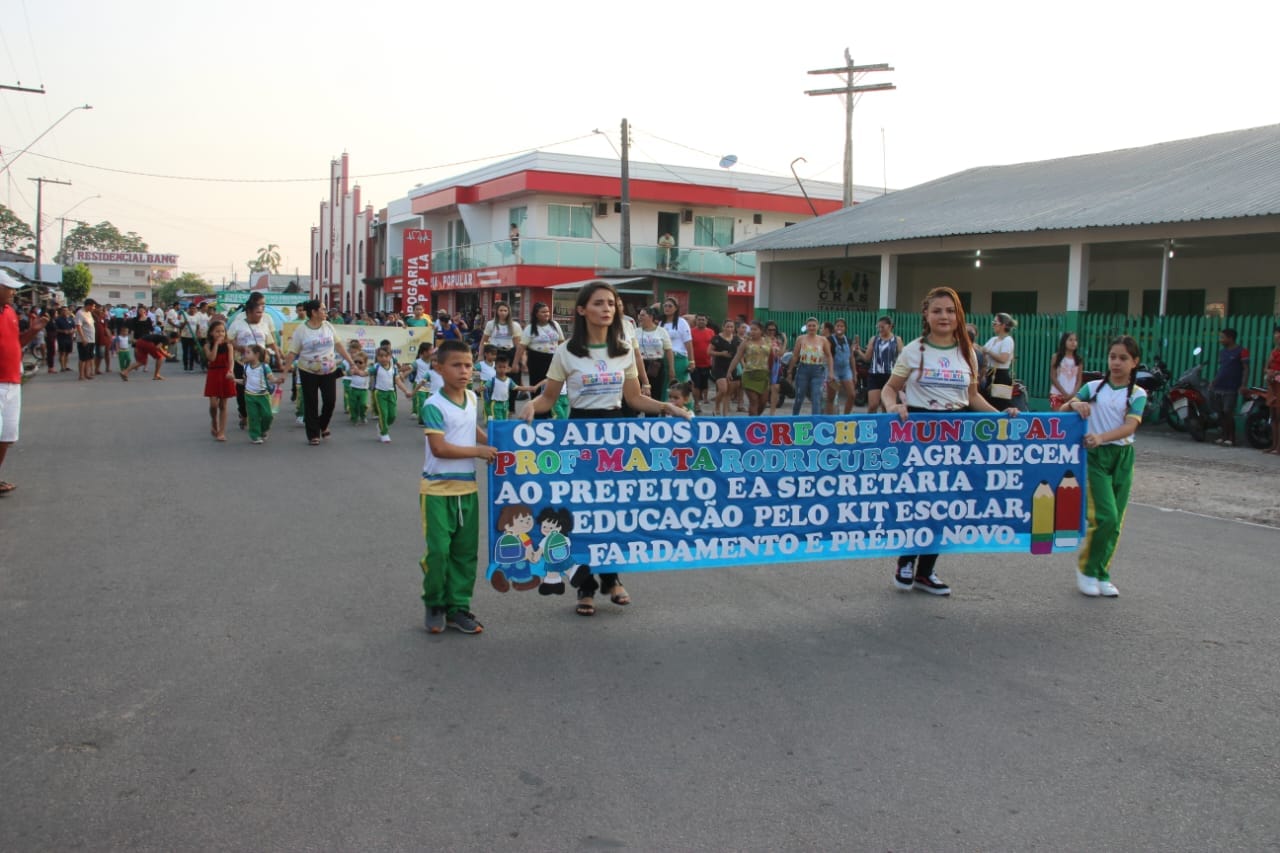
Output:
top-left (425, 237), bottom-right (756, 277)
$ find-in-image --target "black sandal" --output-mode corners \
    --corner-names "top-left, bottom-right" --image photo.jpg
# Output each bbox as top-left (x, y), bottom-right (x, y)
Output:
top-left (575, 591), bottom-right (595, 616)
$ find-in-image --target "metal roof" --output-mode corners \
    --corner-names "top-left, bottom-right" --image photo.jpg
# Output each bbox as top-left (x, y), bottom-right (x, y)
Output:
top-left (728, 124), bottom-right (1280, 253)
top-left (406, 151), bottom-right (873, 203)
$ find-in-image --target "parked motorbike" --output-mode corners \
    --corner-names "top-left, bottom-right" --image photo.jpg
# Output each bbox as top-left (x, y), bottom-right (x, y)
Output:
top-left (1167, 348), bottom-right (1222, 442)
top-left (1240, 386), bottom-right (1273, 449)
top-left (1080, 358), bottom-right (1169, 425)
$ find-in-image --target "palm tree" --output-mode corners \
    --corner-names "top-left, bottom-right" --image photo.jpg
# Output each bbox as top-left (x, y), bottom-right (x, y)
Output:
top-left (251, 243), bottom-right (282, 274)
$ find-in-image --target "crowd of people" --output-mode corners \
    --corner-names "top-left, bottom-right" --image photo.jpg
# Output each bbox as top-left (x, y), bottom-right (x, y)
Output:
top-left (8, 272), bottom-right (1280, 634)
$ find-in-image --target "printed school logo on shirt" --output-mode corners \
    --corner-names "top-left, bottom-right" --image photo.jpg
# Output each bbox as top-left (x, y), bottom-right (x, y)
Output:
top-left (580, 359), bottom-right (626, 397)
top-left (919, 356), bottom-right (969, 390)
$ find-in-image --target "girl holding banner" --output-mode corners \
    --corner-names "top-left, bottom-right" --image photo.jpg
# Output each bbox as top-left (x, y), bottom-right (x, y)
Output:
top-left (522, 281), bottom-right (692, 617)
top-left (881, 287), bottom-right (1013, 596)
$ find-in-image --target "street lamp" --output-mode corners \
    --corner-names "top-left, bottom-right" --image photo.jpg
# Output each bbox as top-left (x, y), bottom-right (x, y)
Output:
top-left (0, 104), bottom-right (93, 176)
top-left (55, 193), bottom-right (100, 260)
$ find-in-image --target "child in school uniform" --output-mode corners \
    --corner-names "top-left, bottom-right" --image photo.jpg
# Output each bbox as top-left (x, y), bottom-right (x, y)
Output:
top-left (236, 344), bottom-right (276, 444)
top-left (347, 353), bottom-right (370, 424)
top-left (476, 345), bottom-right (498, 416)
top-left (667, 381), bottom-right (697, 415)
top-left (419, 339), bottom-right (498, 635)
top-left (113, 329), bottom-right (132, 373)
top-left (370, 345), bottom-right (412, 443)
top-left (484, 356), bottom-right (538, 420)
top-left (410, 342), bottom-right (439, 424)
top-left (1063, 335), bottom-right (1146, 598)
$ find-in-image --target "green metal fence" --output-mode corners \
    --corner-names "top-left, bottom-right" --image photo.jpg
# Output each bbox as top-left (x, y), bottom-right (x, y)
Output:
top-left (757, 309), bottom-right (1279, 409)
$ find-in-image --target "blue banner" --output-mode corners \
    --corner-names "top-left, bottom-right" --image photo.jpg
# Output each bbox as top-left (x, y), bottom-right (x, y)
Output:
top-left (485, 413), bottom-right (1086, 579)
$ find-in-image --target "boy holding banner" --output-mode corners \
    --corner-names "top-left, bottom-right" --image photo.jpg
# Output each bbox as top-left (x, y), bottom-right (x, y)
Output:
top-left (419, 340), bottom-right (497, 635)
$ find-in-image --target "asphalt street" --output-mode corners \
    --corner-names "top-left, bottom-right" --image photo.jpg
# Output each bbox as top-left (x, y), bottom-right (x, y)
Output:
top-left (2, 369), bottom-right (1278, 851)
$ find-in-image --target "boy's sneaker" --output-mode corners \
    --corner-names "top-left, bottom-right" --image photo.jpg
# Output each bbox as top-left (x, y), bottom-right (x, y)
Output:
top-left (913, 573), bottom-right (951, 596)
top-left (424, 606), bottom-right (446, 634)
top-left (379, 434), bottom-right (391, 443)
top-left (295, 416), bottom-right (304, 426)
top-left (1097, 580), bottom-right (1119, 597)
top-left (894, 561), bottom-right (915, 591)
top-left (251, 438), bottom-right (264, 445)
top-left (446, 610), bottom-right (483, 634)
top-left (1077, 572), bottom-right (1100, 597)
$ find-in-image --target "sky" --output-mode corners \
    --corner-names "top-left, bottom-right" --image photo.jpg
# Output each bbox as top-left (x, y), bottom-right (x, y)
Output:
top-left (3, 0), bottom-right (1277, 284)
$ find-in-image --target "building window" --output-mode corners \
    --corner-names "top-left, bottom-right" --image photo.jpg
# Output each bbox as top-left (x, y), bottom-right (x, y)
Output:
top-left (134, 269), bottom-right (146, 278)
top-left (548, 204), bottom-right (591, 239)
top-left (345, 245), bottom-right (351, 275)
top-left (108, 268), bottom-right (121, 277)
top-left (509, 206), bottom-right (527, 230)
top-left (358, 240), bottom-right (364, 273)
top-left (108, 290), bottom-right (121, 299)
top-left (135, 291), bottom-right (147, 301)
top-left (693, 216), bottom-right (734, 248)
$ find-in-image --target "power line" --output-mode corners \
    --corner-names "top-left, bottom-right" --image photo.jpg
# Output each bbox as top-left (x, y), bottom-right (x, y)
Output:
top-left (5, 133), bottom-right (599, 184)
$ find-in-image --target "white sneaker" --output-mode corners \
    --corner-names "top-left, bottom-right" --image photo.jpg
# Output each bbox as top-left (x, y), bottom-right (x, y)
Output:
top-left (1077, 572), bottom-right (1100, 597)
top-left (379, 434), bottom-right (391, 443)
top-left (295, 416), bottom-right (304, 426)
top-left (1097, 580), bottom-right (1119, 597)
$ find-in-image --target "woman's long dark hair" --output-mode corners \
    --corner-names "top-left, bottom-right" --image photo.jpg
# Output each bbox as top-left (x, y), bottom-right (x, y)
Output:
top-left (529, 302), bottom-right (553, 338)
top-left (1051, 331), bottom-right (1083, 372)
top-left (567, 281), bottom-right (629, 358)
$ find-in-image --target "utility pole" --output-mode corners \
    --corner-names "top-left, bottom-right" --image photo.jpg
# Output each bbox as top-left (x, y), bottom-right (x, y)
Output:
top-left (28, 177), bottom-right (72, 296)
top-left (58, 216), bottom-right (88, 262)
top-left (806, 49), bottom-right (895, 207)
top-left (620, 117), bottom-right (632, 269)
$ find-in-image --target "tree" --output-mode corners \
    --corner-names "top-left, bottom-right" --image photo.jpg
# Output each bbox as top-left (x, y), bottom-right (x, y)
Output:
top-left (0, 204), bottom-right (35, 254)
top-left (249, 243), bottom-right (282, 274)
top-left (156, 271), bottom-right (213, 307)
top-left (56, 221), bottom-right (148, 263)
top-left (62, 263), bottom-right (93, 303)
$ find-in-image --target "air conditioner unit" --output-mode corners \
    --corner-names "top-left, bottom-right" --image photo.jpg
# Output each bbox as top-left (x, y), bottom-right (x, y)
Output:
top-left (595, 202), bottom-right (609, 218)
top-left (681, 209), bottom-right (694, 224)
top-left (370, 215), bottom-right (380, 228)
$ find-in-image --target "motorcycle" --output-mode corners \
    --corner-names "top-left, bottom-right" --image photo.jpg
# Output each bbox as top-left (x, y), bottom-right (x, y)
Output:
top-left (1080, 358), bottom-right (1169, 425)
top-left (1240, 386), bottom-right (1273, 449)
top-left (1167, 348), bottom-right (1222, 442)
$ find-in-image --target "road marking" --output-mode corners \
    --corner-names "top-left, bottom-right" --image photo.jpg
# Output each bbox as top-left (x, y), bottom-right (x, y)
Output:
top-left (1130, 501), bottom-right (1280, 531)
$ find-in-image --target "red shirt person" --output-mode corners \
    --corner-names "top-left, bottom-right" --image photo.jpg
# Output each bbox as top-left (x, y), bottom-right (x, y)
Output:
top-left (0, 270), bottom-right (49, 495)
top-left (688, 313), bottom-right (717, 409)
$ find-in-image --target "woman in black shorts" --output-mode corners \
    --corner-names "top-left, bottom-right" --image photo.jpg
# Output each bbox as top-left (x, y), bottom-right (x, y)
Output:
top-left (709, 320), bottom-right (737, 416)
top-left (859, 315), bottom-right (904, 413)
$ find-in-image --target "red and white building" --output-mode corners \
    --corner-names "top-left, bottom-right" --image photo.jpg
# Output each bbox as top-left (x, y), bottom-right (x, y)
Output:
top-left (364, 151), bottom-right (864, 325)
top-left (309, 153), bottom-right (375, 314)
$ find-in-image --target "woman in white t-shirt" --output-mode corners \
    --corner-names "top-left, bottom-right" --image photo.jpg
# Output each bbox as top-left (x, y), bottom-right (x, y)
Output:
top-left (660, 297), bottom-right (694, 383)
top-left (519, 302), bottom-right (564, 390)
top-left (881, 287), bottom-right (1011, 598)
top-left (283, 300), bottom-right (354, 446)
top-left (978, 312), bottom-right (1017, 412)
top-left (481, 302), bottom-right (522, 367)
top-left (522, 281), bottom-right (691, 617)
top-left (635, 305), bottom-right (674, 403)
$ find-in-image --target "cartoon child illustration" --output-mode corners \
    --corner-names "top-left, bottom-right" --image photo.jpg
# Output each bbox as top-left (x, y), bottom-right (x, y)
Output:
top-left (533, 507), bottom-right (575, 596)
top-left (490, 504), bottom-right (541, 592)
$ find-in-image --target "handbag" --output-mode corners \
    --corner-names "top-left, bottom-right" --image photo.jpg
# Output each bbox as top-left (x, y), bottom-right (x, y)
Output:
top-left (989, 382), bottom-right (1013, 400)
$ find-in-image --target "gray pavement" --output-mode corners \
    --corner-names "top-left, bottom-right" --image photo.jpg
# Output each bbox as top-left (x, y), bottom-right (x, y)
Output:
top-left (2, 369), bottom-right (1278, 851)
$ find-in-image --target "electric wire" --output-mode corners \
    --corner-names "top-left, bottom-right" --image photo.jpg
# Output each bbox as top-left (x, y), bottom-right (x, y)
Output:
top-left (5, 133), bottom-right (599, 184)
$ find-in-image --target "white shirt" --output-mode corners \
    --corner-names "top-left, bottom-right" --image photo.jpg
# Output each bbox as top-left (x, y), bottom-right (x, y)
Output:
top-left (662, 316), bottom-right (692, 355)
top-left (228, 315), bottom-right (276, 364)
top-left (637, 325), bottom-right (672, 360)
top-left (547, 343), bottom-right (637, 410)
top-left (243, 363), bottom-right (271, 394)
top-left (421, 389), bottom-right (480, 488)
top-left (891, 339), bottom-right (976, 411)
top-left (484, 319), bottom-right (522, 350)
top-left (1078, 380), bottom-right (1147, 446)
top-left (288, 322), bottom-right (338, 374)
top-left (371, 362), bottom-right (398, 391)
top-left (984, 335), bottom-right (1015, 370)
top-left (522, 320), bottom-right (564, 354)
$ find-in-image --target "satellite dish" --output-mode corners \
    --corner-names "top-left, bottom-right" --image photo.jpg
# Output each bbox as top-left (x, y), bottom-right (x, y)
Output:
top-left (718, 154), bottom-right (738, 169)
